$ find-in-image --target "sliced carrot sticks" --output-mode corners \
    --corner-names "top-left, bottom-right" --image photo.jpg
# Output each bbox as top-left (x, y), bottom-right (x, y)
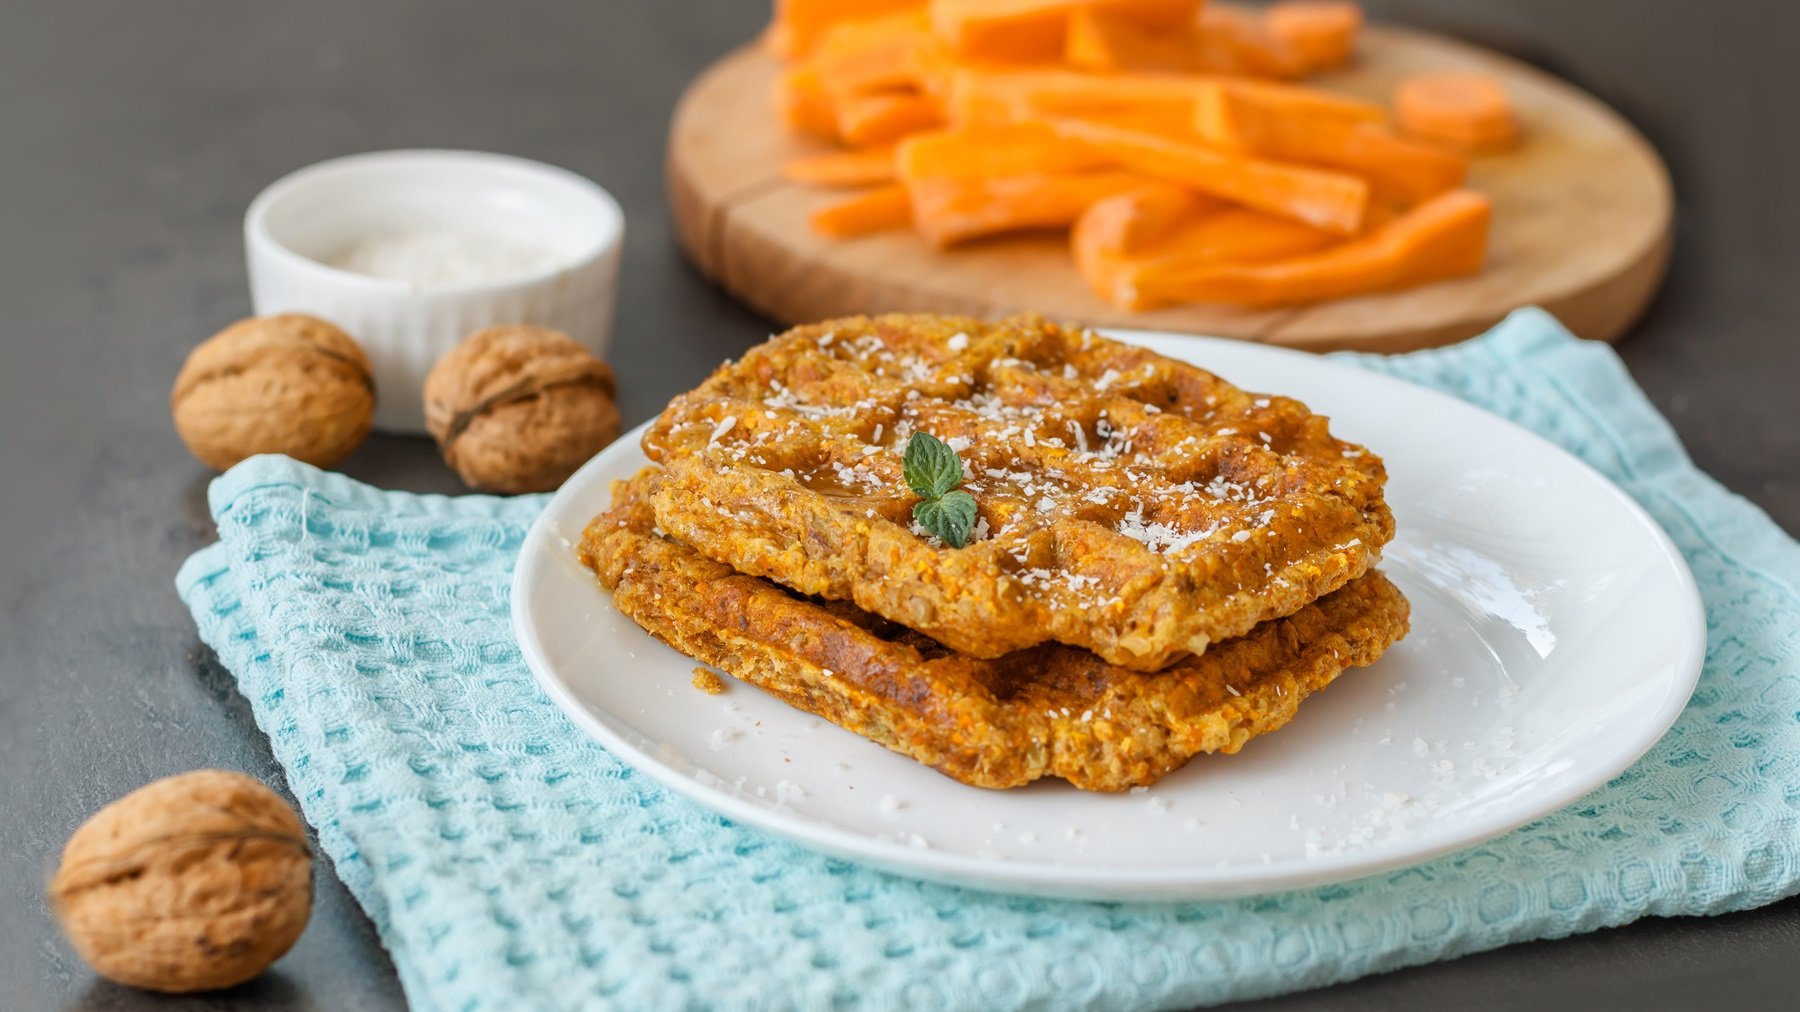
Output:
top-left (931, 0), bottom-right (1206, 63)
top-left (1128, 189), bottom-right (1492, 307)
top-left (1074, 189), bottom-right (1341, 308)
top-left (1293, 123), bottom-right (1467, 203)
top-left (1073, 186), bottom-right (1218, 306)
top-left (947, 68), bottom-right (1206, 130)
top-left (766, 0), bottom-right (927, 60)
top-left (775, 65), bottom-right (841, 141)
top-left (769, 0), bottom-right (1504, 308)
top-left (1072, 183), bottom-right (1218, 255)
top-left (1044, 116), bottom-right (1371, 234)
top-left (783, 148), bottom-right (899, 187)
top-left (1066, 8), bottom-right (1204, 73)
top-left (898, 123), bottom-right (1112, 179)
top-left (908, 170), bottom-right (1157, 246)
top-left (1192, 78), bottom-right (1384, 142)
top-left (930, 0), bottom-right (1076, 63)
top-left (1265, 1), bottom-right (1363, 74)
top-left (837, 92), bottom-right (946, 146)
top-left (1193, 5), bottom-right (1306, 78)
top-left (1085, 0), bottom-right (1205, 27)
top-left (1148, 207), bottom-right (1340, 264)
top-left (809, 21), bottom-right (935, 97)
top-left (810, 185), bottom-right (914, 238)
top-left (1193, 82), bottom-right (1464, 202)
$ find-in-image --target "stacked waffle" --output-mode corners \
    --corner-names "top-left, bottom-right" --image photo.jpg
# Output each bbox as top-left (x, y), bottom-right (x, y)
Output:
top-left (579, 314), bottom-right (1408, 791)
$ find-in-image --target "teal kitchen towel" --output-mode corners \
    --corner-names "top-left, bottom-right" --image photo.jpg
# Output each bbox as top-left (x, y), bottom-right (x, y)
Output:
top-left (177, 308), bottom-right (1800, 1011)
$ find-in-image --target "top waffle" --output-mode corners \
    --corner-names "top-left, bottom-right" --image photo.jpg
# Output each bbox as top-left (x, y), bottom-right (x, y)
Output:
top-left (642, 314), bottom-right (1393, 671)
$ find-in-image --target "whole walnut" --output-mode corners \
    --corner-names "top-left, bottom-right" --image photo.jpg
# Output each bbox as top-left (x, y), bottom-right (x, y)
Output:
top-left (424, 325), bottom-right (621, 494)
top-left (172, 314), bottom-right (376, 471)
top-left (49, 770), bottom-right (313, 993)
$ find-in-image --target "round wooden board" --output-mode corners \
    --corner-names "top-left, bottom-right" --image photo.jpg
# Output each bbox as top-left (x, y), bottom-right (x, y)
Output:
top-left (668, 25), bottom-right (1672, 352)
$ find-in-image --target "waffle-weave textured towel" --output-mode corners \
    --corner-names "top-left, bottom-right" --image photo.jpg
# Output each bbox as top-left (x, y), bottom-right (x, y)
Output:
top-left (177, 308), bottom-right (1800, 1011)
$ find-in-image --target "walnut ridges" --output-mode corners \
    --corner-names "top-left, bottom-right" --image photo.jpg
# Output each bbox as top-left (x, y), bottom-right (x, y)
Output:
top-left (423, 325), bottom-right (621, 493)
top-left (171, 314), bottom-right (376, 471)
top-left (49, 770), bottom-right (314, 993)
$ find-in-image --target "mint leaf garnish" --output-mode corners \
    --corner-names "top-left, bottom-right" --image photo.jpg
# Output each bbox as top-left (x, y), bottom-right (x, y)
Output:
top-left (922, 490), bottom-right (978, 546)
top-left (903, 432), bottom-right (978, 548)
top-left (903, 430), bottom-right (964, 499)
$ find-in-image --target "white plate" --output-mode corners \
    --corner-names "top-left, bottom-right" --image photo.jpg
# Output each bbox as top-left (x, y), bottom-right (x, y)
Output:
top-left (513, 331), bottom-right (1705, 901)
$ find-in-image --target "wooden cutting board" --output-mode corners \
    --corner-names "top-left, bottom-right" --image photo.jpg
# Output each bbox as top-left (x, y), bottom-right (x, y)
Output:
top-left (668, 24), bottom-right (1672, 352)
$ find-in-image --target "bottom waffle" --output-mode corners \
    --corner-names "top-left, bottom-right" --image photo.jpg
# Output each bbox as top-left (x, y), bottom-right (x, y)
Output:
top-left (580, 469), bottom-right (1410, 792)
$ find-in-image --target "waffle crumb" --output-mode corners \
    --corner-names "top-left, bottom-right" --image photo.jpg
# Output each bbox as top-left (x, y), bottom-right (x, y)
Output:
top-left (691, 667), bottom-right (726, 695)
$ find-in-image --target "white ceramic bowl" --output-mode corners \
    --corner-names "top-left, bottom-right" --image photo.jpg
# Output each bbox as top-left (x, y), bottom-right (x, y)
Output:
top-left (245, 149), bottom-right (624, 433)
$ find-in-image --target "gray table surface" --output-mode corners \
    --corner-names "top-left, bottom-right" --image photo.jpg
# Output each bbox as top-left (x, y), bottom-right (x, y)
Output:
top-left (4, 1), bottom-right (1797, 1008)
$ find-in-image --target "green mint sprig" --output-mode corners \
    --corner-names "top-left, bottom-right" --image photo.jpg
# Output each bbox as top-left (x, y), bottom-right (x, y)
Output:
top-left (903, 431), bottom-right (978, 548)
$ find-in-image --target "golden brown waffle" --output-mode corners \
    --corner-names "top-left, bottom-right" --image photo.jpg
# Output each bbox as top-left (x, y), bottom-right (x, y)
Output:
top-left (582, 469), bottom-right (1409, 791)
top-left (642, 314), bottom-right (1393, 671)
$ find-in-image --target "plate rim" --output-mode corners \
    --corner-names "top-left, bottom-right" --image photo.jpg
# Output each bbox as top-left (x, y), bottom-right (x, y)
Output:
top-left (512, 330), bottom-right (1707, 900)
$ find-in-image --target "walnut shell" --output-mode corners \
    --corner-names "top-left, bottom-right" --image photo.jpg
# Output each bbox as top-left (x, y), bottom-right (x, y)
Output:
top-left (49, 770), bottom-right (313, 993)
top-left (172, 314), bottom-right (376, 471)
top-left (423, 325), bottom-right (621, 494)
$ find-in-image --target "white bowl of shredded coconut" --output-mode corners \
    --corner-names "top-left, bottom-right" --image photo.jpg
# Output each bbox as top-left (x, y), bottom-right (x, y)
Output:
top-left (246, 149), bottom-right (623, 432)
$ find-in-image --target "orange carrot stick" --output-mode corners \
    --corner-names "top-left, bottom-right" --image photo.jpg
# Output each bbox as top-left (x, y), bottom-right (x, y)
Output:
top-left (1075, 189), bottom-right (1338, 308)
top-left (1045, 116), bottom-right (1371, 234)
top-left (1072, 183), bottom-right (1217, 254)
top-left (766, 0), bottom-right (927, 61)
top-left (1148, 208), bottom-right (1338, 264)
top-left (813, 42), bottom-right (924, 99)
top-left (947, 69), bottom-right (1211, 129)
top-left (1191, 78), bottom-right (1384, 142)
top-left (810, 185), bottom-right (913, 238)
top-left (931, 0), bottom-right (1200, 64)
top-left (1394, 71), bottom-right (1519, 153)
top-left (1071, 104), bottom-right (1212, 138)
top-left (775, 65), bottom-right (841, 142)
top-left (930, 0), bottom-right (1075, 63)
top-left (1069, 5), bottom-right (1351, 79)
top-left (813, 9), bottom-right (933, 57)
top-left (1192, 82), bottom-right (1464, 203)
top-left (809, 12), bottom-right (936, 95)
top-left (907, 170), bottom-right (1157, 246)
top-left (1298, 123), bottom-right (1467, 203)
top-left (1066, 8), bottom-right (1204, 73)
top-left (1086, 0), bottom-right (1205, 26)
top-left (1265, 1), bottom-right (1363, 74)
top-left (783, 148), bottom-right (899, 187)
top-left (1193, 4), bottom-right (1305, 78)
top-left (836, 91), bottom-right (945, 146)
top-left (1134, 188), bottom-right (1491, 306)
top-left (1073, 185), bottom-right (1215, 306)
top-left (898, 123), bottom-right (1113, 180)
